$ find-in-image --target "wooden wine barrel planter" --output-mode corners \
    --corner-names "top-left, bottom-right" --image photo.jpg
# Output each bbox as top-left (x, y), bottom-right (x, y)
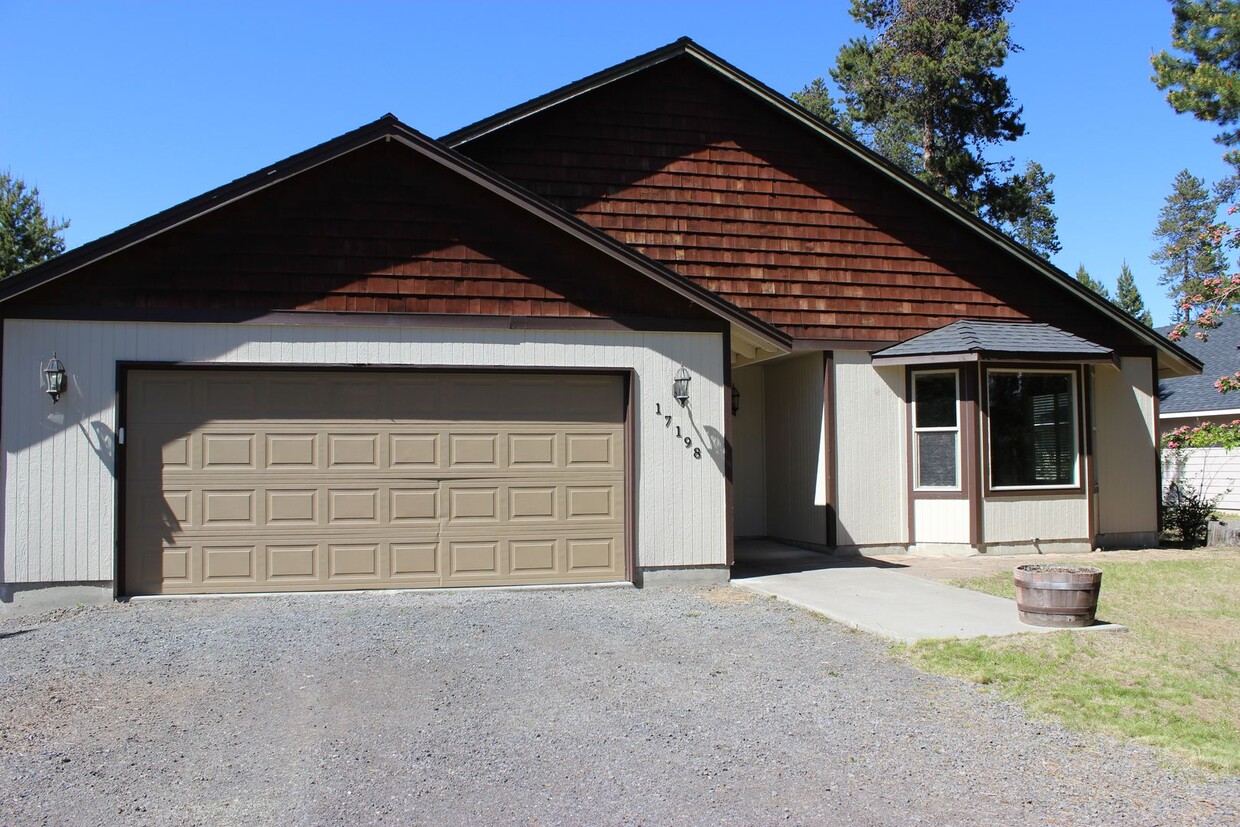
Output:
top-left (1013, 564), bottom-right (1102, 628)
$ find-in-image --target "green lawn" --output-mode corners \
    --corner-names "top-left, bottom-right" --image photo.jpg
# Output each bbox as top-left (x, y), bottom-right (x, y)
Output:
top-left (901, 553), bottom-right (1240, 775)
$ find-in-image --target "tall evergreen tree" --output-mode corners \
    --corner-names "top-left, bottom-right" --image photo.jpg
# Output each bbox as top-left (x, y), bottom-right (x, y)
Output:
top-left (1, 171), bottom-right (68, 279)
top-left (1074, 264), bottom-right (1111, 300)
top-left (828, 0), bottom-right (1032, 223)
top-left (791, 78), bottom-right (854, 136)
top-left (1003, 160), bottom-right (1061, 257)
top-left (1115, 261), bottom-right (1155, 326)
top-left (1150, 169), bottom-right (1225, 320)
top-left (1152, 0), bottom-right (1240, 154)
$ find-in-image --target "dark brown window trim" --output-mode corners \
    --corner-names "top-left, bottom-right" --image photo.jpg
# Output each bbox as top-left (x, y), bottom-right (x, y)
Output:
top-left (907, 366), bottom-right (969, 502)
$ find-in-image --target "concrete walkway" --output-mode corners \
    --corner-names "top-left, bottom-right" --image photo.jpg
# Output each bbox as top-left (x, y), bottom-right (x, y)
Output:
top-left (732, 541), bottom-right (1124, 643)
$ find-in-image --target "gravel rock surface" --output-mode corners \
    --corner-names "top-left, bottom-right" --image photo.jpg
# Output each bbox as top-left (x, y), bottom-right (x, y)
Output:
top-left (1, 585), bottom-right (1236, 826)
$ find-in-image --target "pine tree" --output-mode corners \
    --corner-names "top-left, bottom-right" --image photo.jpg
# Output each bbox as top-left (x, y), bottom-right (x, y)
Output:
top-left (1074, 264), bottom-right (1111, 300)
top-left (1150, 169), bottom-right (1225, 320)
top-left (1152, 0), bottom-right (1240, 152)
top-left (828, 0), bottom-right (1031, 223)
top-left (0, 171), bottom-right (68, 279)
top-left (1004, 160), bottom-right (1061, 258)
top-left (1115, 261), bottom-right (1155, 326)
top-left (791, 78), bottom-right (854, 136)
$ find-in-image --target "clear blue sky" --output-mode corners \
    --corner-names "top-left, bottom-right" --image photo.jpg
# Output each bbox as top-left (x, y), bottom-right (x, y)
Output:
top-left (1, 1), bottom-right (1229, 326)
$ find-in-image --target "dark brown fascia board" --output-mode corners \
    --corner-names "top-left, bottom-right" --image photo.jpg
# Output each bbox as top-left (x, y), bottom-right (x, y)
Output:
top-left (0, 114), bottom-right (403, 304)
top-left (0, 112), bottom-right (789, 354)
top-left (871, 351), bottom-right (1119, 368)
top-left (441, 37), bottom-right (1201, 378)
top-left (2, 306), bottom-right (729, 334)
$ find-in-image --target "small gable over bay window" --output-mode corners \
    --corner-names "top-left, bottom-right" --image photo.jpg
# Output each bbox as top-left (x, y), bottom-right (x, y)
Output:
top-left (873, 320), bottom-right (1111, 497)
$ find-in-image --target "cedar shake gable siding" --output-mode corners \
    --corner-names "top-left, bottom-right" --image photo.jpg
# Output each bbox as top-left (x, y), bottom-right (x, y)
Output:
top-left (4, 138), bottom-right (715, 326)
top-left (453, 55), bottom-right (1145, 352)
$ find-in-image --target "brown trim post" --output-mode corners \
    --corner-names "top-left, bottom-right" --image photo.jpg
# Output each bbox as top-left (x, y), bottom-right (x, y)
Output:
top-left (963, 363), bottom-right (983, 548)
top-left (1151, 355), bottom-right (1163, 538)
top-left (723, 328), bottom-right (735, 567)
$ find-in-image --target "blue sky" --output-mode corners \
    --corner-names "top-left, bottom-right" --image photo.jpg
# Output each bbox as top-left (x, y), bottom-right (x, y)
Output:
top-left (1, 1), bottom-right (1229, 325)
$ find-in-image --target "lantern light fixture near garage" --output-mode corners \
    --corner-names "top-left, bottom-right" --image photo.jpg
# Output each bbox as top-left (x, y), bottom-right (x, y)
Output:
top-left (673, 366), bottom-right (691, 407)
top-left (43, 353), bottom-right (67, 404)
top-left (731, 386), bottom-right (741, 416)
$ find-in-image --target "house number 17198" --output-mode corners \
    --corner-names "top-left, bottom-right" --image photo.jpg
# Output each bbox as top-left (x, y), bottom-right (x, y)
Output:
top-left (654, 402), bottom-right (702, 459)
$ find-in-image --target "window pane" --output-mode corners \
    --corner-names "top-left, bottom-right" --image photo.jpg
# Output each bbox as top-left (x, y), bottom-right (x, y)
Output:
top-left (914, 374), bottom-right (957, 428)
top-left (917, 431), bottom-right (958, 487)
top-left (988, 372), bottom-right (1075, 487)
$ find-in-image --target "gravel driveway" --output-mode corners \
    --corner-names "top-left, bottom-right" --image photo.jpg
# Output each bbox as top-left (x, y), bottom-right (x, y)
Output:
top-left (1, 585), bottom-right (1236, 826)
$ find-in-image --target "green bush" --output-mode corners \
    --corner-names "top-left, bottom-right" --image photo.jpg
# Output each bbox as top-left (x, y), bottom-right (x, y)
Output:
top-left (1161, 480), bottom-right (1222, 547)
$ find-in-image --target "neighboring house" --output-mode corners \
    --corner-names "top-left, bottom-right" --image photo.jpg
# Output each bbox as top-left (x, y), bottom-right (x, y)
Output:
top-left (0, 39), bottom-right (1200, 607)
top-left (1158, 324), bottom-right (1240, 510)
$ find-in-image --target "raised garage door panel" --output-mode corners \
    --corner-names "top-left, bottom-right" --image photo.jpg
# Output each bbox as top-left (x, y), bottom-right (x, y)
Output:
top-left (124, 371), bottom-right (626, 595)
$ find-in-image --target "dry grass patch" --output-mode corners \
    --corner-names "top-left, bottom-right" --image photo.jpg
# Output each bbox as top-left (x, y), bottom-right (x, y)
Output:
top-left (703, 586), bottom-right (758, 606)
top-left (902, 551), bottom-right (1240, 775)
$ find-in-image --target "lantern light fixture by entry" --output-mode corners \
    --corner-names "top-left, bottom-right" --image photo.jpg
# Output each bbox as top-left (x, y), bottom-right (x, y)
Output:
top-left (44, 353), bottom-right (67, 404)
top-left (673, 366), bottom-right (691, 407)
top-left (731, 386), bottom-right (741, 416)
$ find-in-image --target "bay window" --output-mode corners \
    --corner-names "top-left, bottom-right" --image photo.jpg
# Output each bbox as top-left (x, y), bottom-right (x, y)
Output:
top-left (986, 370), bottom-right (1078, 489)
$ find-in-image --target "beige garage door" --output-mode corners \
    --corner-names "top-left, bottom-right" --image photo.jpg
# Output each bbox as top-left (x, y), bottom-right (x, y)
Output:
top-left (124, 370), bottom-right (627, 595)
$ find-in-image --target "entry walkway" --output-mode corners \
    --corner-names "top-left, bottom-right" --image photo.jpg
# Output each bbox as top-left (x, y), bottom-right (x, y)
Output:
top-left (731, 541), bottom-right (1124, 643)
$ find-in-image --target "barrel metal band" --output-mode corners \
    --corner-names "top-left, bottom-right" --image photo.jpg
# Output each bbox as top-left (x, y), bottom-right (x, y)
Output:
top-left (1014, 578), bottom-right (1099, 591)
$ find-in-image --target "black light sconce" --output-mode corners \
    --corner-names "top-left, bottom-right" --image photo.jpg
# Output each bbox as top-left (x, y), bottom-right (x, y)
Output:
top-left (43, 353), bottom-right (67, 404)
top-left (731, 386), bottom-right (741, 416)
top-left (672, 366), bottom-right (691, 407)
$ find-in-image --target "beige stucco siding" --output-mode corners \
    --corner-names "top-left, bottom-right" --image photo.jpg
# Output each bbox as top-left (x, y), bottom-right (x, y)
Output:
top-left (833, 352), bottom-right (908, 547)
top-left (1093, 357), bottom-right (1158, 541)
top-left (762, 354), bottom-right (826, 547)
top-left (731, 364), bottom-right (766, 536)
top-left (982, 497), bottom-right (1088, 545)
top-left (2, 319), bottom-right (727, 584)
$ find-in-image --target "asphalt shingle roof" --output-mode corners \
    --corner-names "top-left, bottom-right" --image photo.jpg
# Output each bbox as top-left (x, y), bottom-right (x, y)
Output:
top-left (871, 321), bottom-right (1113, 362)
top-left (1158, 323), bottom-right (1240, 414)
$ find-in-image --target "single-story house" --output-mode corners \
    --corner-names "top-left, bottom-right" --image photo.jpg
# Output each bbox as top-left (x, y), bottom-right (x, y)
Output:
top-left (1158, 323), bottom-right (1240, 510)
top-left (0, 39), bottom-right (1200, 606)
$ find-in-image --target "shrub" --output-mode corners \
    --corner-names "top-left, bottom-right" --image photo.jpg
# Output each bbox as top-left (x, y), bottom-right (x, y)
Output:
top-left (1161, 480), bottom-right (1222, 547)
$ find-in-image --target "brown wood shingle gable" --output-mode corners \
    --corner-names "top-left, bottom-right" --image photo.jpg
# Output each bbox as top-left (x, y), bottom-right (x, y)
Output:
top-left (450, 52), bottom-right (1150, 354)
top-left (5, 139), bottom-right (713, 324)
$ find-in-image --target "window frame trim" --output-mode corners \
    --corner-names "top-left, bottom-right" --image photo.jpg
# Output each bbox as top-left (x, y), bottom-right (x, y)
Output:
top-left (911, 368), bottom-right (963, 493)
top-left (982, 365), bottom-right (1085, 496)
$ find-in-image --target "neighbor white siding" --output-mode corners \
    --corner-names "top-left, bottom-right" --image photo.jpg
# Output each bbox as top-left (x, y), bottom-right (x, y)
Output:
top-left (833, 352), bottom-right (908, 547)
top-left (2, 319), bottom-right (727, 583)
top-left (1093, 358), bottom-right (1158, 538)
top-left (1164, 447), bottom-right (1240, 512)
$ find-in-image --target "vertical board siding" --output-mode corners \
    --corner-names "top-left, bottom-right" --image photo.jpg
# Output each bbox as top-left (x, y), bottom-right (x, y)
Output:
top-left (833, 352), bottom-right (908, 547)
top-left (982, 497), bottom-right (1088, 544)
top-left (1094, 358), bottom-right (1158, 535)
top-left (731, 365), bottom-right (766, 536)
top-left (2, 320), bottom-right (725, 584)
top-left (762, 354), bottom-right (826, 546)
top-left (913, 499), bottom-right (970, 544)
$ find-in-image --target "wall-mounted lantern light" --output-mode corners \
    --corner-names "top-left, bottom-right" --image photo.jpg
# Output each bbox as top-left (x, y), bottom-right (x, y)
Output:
top-left (43, 353), bottom-right (67, 404)
top-left (731, 386), bottom-right (741, 416)
top-left (673, 366), bottom-right (691, 407)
